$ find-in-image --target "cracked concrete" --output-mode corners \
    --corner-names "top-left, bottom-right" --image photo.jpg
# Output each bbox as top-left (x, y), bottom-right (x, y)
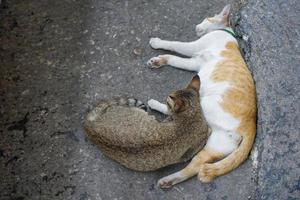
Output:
top-left (0, 0), bottom-right (299, 199)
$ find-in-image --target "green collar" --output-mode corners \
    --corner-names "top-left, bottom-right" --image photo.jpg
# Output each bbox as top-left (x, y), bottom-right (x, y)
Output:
top-left (219, 28), bottom-right (236, 38)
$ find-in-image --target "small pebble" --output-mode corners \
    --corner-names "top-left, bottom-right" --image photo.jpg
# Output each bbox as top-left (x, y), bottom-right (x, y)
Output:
top-left (133, 48), bottom-right (143, 55)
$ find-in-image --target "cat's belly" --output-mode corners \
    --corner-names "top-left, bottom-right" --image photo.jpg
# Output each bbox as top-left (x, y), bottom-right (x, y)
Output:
top-left (200, 91), bottom-right (242, 154)
top-left (200, 94), bottom-right (240, 131)
top-left (206, 130), bottom-right (241, 155)
top-left (195, 41), bottom-right (254, 154)
top-left (198, 63), bottom-right (240, 132)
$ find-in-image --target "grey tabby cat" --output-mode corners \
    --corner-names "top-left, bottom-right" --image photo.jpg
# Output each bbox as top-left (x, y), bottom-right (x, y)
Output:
top-left (84, 75), bottom-right (210, 171)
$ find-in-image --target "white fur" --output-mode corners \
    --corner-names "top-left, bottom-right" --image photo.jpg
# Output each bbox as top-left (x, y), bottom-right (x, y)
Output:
top-left (195, 4), bottom-right (231, 36)
top-left (147, 99), bottom-right (170, 115)
top-left (147, 15), bottom-right (241, 156)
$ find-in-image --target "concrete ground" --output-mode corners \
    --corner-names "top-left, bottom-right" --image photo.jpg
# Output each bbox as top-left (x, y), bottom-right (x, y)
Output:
top-left (0, 0), bottom-right (299, 199)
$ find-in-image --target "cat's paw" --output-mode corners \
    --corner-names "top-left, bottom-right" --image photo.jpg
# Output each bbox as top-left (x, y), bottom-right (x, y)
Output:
top-left (198, 164), bottom-right (217, 183)
top-left (147, 55), bottom-right (168, 69)
top-left (147, 99), bottom-right (160, 110)
top-left (149, 37), bottom-right (162, 49)
top-left (157, 176), bottom-right (175, 189)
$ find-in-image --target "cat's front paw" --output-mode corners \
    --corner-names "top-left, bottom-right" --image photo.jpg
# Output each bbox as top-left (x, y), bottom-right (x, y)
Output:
top-left (147, 99), bottom-right (160, 110)
top-left (147, 55), bottom-right (168, 69)
top-left (149, 37), bottom-right (162, 49)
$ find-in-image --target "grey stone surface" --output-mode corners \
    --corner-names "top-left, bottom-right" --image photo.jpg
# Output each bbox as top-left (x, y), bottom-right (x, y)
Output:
top-left (234, 0), bottom-right (300, 199)
top-left (0, 0), bottom-right (299, 200)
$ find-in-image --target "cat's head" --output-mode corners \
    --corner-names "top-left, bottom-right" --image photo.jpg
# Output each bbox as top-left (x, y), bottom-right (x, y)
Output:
top-left (195, 4), bottom-right (231, 37)
top-left (166, 75), bottom-right (200, 114)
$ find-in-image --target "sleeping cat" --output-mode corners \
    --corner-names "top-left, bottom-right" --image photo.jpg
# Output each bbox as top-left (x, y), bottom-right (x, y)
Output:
top-left (147, 4), bottom-right (256, 188)
top-left (84, 75), bottom-right (211, 171)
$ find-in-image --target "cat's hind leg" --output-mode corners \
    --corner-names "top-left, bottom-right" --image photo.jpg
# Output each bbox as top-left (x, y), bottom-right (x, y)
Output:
top-left (157, 148), bottom-right (223, 188)
top-left (147, 55), bottom-right (200, 72)
top-left (149, 38), bottom-right (201, 57)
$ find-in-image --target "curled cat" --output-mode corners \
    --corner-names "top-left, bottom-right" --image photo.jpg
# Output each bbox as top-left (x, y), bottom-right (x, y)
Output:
top-left (84, 75), bottom-right (211, 171)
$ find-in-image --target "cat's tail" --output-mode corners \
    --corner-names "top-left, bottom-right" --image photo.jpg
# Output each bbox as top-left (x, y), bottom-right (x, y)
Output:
top-left (86, 97), bottom-right (147, 122)
top-left (199, 125), bottom-right (256, 181)
top-left (109, 97), bottom-right (148, 111)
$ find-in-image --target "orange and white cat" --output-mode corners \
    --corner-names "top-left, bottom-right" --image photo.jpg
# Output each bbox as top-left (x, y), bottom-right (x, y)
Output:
top-left (147, 5), bottom-right (256, 188)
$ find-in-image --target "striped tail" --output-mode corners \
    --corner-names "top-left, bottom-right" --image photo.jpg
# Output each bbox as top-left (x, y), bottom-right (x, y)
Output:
top-left (112, 97), bottom-right (148, 111)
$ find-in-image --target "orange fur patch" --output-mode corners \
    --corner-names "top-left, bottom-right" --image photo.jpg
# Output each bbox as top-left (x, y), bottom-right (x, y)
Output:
top-left (181, 147), bottom-right (224, 177)
top-left (211, 42), bottom-right (256, 136)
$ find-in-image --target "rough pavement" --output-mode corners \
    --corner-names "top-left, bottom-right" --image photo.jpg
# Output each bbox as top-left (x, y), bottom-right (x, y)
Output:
top-left (0, 0), bottom-right (299, 200)
top-left (234, 0), bottom-right (300, 199)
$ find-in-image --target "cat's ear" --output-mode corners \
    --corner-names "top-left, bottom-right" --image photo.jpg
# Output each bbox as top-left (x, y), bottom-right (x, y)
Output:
top-left (173, 99), bottom-right (184, 113)
top-left (186, 75), bottom-right (201, 92)
top-left (219, 4), bottom-right (231, 21)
